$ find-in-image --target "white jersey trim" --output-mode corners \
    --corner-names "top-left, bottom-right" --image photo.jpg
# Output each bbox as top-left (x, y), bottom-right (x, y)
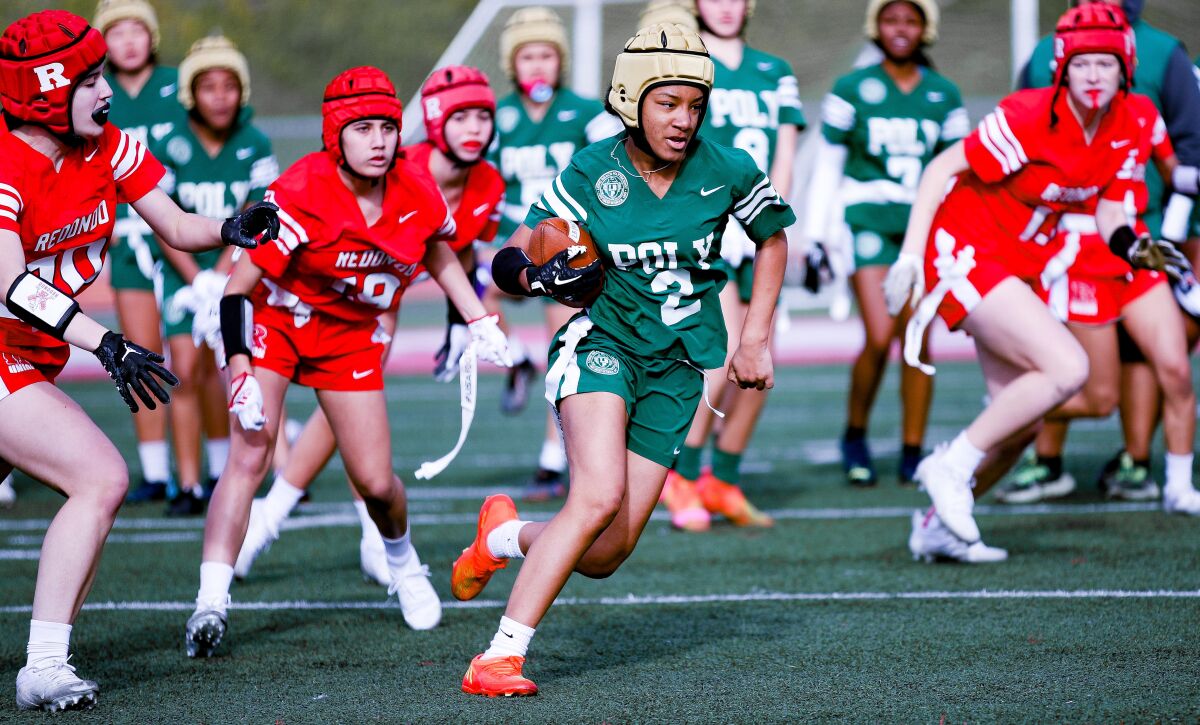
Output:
top-left (821, 93), bottom-right (856, 132)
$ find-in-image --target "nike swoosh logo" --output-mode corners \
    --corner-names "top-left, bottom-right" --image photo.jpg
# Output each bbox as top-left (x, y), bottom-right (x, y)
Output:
top-left (473, 203), bottom-right (490, 217)
top-left (500, 629), bottom-right (514, 638)
top-left (554, 275), bottom-right (580, 285)
top-left (700, 186), bottom-right (725, 197)
top-left (397, 211), bottom-right (417, 224)
top-left (351, 369), bottom-right (373, 380)
top-left (1111, 140), bottom-right (1131, 149)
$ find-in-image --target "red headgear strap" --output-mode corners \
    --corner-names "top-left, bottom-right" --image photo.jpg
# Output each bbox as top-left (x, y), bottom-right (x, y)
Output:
top-left (1052, 4), bottom-right (1135, 89)
top-left (321, 66), bottom-right (403, 169)
top-left (0, 11), bottom-right (108, 135)
top-left (420, 65), bottom-right (496, 161)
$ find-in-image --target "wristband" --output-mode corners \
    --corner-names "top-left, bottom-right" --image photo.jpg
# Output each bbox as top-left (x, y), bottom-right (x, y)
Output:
top-left (1108, 225), bottom-right (1138, 260)
top-left (220, 294), bottom-right (255, 361)
top-left (5, 272), bottom-right (79, 339)
top-left (492, 246), bottom-right (536, 297)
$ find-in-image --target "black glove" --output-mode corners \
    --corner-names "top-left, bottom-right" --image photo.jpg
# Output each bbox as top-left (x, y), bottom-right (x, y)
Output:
top-left (528, 248), bottom-right (604, 305)
top-left (802, 242), bottom-right (834, 294)
top-left (221, 201), bottom-right (280, 249)
top-left (93, 331), bottom-right (179, 412)
top-left (1155, 239), bottom-right (1193, 284)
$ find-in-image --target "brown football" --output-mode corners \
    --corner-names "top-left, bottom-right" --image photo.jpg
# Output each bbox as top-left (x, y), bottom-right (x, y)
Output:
top-left (527, 217), bottom-right (604, 308)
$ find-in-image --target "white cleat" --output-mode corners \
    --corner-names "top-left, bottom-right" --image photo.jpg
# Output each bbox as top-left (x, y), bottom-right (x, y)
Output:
top-left (915, 444), bottom-right (981, 543)
top-left (387, 550), bottom-right (442, 630)
top-left (185, 599), bottom-right (229, 658)
top-left (234, 500), bottom-right (280, 580)
top-left (0, 474), bottom-right (15, 509)
top-left (909, 510), bottom-right (1007, 564)
top-left (1163, 487), bottom-right (1200, 515)
top-left (360, 535), bottom-right (391, 587)
top-left (15, 658), bottom-right (98, 712)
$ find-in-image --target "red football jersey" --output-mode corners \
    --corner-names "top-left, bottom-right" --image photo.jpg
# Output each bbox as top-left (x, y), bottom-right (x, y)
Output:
top-left (936, 87), bottom-right (1142, 272)
top-left (248, 152), bottom-right (456, 322)
top-left (402, 142), bottom-right (504, 253)
top-left (0, 124), bottom-right (164, 349)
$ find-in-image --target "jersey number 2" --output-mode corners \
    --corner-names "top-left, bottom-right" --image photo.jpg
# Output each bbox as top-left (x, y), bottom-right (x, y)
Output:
top-left (651, 269), bottom-right (701, 326)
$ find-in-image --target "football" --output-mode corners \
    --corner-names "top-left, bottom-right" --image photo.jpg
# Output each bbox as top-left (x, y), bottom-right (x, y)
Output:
top-left (528, 217), bottom-right (604, 308)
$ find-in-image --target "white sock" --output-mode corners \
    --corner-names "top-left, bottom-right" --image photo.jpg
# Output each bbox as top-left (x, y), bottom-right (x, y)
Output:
top-left (137, 440), bottom-right (170, 483)
top-left (508, 335), bottom-right (529, 365)
top-left (261, 476), bottom-right (305, 527)
top-left (353, 500), bottom-right (381, 543)
top-left (197, 562), bottom-right (234, 610)
top-left (483, 616), bottom-right (535, 659)
top-left (26, 619), bottom-right (71, 669)
top-left (539, 438), bottom-right (567, 473)
top-left (1165, 453), bottom-right (1194, 494)
top-left (382, 529), bottom-right (415, 573)
top-left (486, 520), bottom-right (529, 560)
top-left (944, 432), bottom-right (986, 477)
top-left (205, 438), bottom-right (230, 480)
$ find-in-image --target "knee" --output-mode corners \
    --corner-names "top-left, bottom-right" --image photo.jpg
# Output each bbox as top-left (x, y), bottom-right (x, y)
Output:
top-left (1087, 385), bottom-right (1120, 418)
top-left (1050, 348), bottom-right (1089, 401)
top-left (354, 475), bottom-right (397, 507)
top-left (860, 331), bottom-right (893, 360)
top-left (88, 463), bottom-right (129, 517)
top-left (564, 490), bottom-right (623, 534)
top-left (1153, 356), bottom-right (1193, 398)
top-left (225, 442), bottom-right (272, 482)
top-left (576, 542), bottom-right (632, 580)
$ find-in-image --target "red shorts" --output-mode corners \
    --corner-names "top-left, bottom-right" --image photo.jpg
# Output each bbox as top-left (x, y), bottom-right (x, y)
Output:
top-left (0, 343), bottom-right (69, 403)
top-left (251, 304), bottom-right (388, 391)
top-left (923, 225), bottom-right (1048, 329)
top-left (1046, 269), bottom-right (1166, 325)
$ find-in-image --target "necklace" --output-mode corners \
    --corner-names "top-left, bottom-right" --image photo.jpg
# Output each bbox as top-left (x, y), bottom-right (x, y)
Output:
top-left (610, 138), bottom-right (673, 182)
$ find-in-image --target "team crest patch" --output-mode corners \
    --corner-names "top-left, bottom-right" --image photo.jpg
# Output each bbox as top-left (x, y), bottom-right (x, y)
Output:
top-left (585, 350), bottom-right (620, 376)
top-left (855, 230), bottom-right (884, 259)
top-left (858, 77), bottom-right (887, 105)
top-left (497, 106), bottom-right (520, 134)
top-left (167, 136), bottom-right (192, 165)
top-left (595, 170), bottom-right (629, 207)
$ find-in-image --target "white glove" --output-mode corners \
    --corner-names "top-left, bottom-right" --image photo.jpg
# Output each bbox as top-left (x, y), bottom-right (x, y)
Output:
top-left (229, 372), bottom-right (266, 431)
top-left (191, 269), bottom-right (229, 301)
top-left (172, 284), bottom-right (198, 314)
top-left (467, 314), bottom-right (513, 368)
top-left (433, 322), bottom-right (471, 383)
top-left (883, 253), bottom-right (925, 316)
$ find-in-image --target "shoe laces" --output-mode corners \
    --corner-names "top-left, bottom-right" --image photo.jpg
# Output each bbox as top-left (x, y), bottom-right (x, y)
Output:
top-left (480, 655), bottom-right (525, 676)
top-left (29, 656), bottom-right (83, 685)
top-left (195, 595), bottom-right (231, 613)
top-left (388, 563), bottom-right (432, 598)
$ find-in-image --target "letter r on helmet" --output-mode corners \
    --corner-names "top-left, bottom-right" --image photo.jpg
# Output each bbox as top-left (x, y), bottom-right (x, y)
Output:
top-left (424, 97), bottom-right (442, 119)
top-left (34, 63), bottom-right (70, 93)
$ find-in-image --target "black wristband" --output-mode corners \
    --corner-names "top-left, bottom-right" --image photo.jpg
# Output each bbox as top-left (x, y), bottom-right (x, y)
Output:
top-left (220, 294), bottom-right (254, 361)
top-left (492, 246), bottom-right (536, 297)
top-left (1108, 225), bottom-right (1138, 260)
top-left (446, 298), bottom-right (467, 326)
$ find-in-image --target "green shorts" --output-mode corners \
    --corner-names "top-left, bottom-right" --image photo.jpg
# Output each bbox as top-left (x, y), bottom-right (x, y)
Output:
top-left (108, 217), bottom-right (160, 291)
top-left (851, 226), bottom-right (903, 269)
top-left (716, 258), bottom-right (755, 304)
top-left (545, 314), bottom-right (703, 468)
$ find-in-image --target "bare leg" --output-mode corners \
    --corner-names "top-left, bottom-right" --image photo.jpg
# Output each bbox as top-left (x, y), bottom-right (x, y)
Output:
top-left (114, 288), bottom-right (169, 461)
top-left (1122, 285), bottom-right (1195, 456)
top-left (167, 335), bottom-right (204, 491)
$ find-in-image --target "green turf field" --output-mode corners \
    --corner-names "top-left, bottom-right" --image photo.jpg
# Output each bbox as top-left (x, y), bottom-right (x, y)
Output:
top-left (2, 364), bottom-right (1198, 722)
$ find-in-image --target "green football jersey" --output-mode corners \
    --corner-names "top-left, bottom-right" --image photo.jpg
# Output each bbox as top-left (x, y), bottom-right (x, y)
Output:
top-left (105, 65), bottom-right (188, 260)
top-left (702, 45), bottom-right (807, 174)
top-left (490, 88), bottom-right (623, 240)
top-left (150, 112), bottom-right (278, 287)
top-left (525, 135), bottom-right (796, 369)
top-left (822, 64), bottom-right (968, 236)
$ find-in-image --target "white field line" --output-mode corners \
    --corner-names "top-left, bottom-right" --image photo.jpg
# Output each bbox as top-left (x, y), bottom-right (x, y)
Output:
top-left (0, 501), bottom-right (1162, 538)
top-left (0, 588), bottom-right (1198, 615)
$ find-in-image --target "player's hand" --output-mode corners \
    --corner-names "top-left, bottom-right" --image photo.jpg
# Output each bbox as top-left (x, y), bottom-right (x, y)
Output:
top-left (93, 331), bottom-right (179, 413)
top-left (467, 314), bottom-right (513, 368)
top-left (728, 341), bottom-right (774, 391)
top-left (229, 372), bottom-right (267, 431)
top-left (221, 201), bottom-right (280, 249)
top-left (1125, 235), bottom-right (1189, 280)
top-left (802, 242), bottom-right (834, 293)
top-left (1155, 239), bottom-right (1193, 284)
top-left (433, 322), bottom-right (471, 382)
top-left (191, 269), bottom-right (228, 301)
top-left (883, 253), bottom-right (924, 316)
top-left (528, 247), bottom-right (603, 305)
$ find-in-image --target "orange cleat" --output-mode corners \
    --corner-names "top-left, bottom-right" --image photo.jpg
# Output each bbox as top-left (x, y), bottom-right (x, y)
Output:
top-left (461, 654), bottom-right (538, 697)
top-left (451, 495), bottom-right (518, 601)
top-left (696, 471), bottom-right (774, 527)
top-left (661, 471), bottom-right (711, 532)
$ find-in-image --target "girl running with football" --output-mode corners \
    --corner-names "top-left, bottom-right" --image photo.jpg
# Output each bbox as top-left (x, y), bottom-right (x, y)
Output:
top-left (453, 23), bottom-right (794, 696)
top-left (184, 66), bottom-right (511, 657)
top-left (887, 4), bottom-right (1185, 562)
top-left (661, 0), bottom-right (806, 530)
top-left (804, 0), bottom-right (966, 488)
top-left (152, 35), bottom-right (279, 516)
top-left (0, 10), bottom-right (275, 711)
top-left (231, 65), bottom-right (507, 587)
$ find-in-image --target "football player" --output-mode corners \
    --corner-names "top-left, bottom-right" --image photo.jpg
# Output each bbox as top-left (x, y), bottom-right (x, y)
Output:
top-left (886, 4), bottom-right (1187, 562)
top-left (231, 65), bottom-right (507, 587)
top-left (803, 0), bottom-right (965, 488)
top-left (152, 35), bottom-right (279, 516)
top-left (661, 0), bottom-right (805, 530)
top-left (184, 66), bottom-right (511, 657)
top-left (95, 0), bottom-right (186, 504)
top-left (0, 10), bottom-right (275, 711)
top-left (485, 6), bottom-right (623, 500)
top-left (455, 23), bottom-right (794, 696)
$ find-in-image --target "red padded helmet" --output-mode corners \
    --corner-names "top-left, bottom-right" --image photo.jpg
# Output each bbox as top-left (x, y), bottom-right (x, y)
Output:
top-left (321, 66), bottom-right (403, 169)
top-left (0, 10), bottom-right (108, 135)
top-left (420, 65), bottom-right (496, 161)
top-left (1052, 3), bottom-right (1135, 88)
